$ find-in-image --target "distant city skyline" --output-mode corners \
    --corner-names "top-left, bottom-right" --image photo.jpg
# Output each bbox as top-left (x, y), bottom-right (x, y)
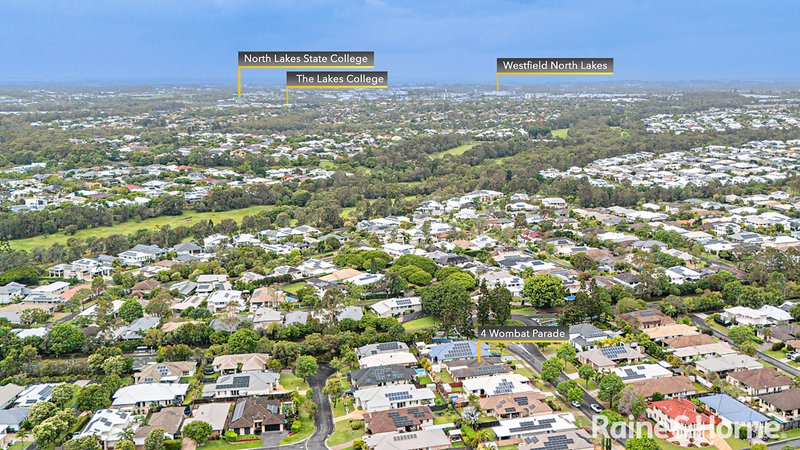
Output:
top-left (1, 0), bottom-right (799, 85)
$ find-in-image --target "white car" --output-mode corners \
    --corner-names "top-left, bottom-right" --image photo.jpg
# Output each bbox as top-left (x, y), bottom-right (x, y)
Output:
top-left (788, 353), bottom-right (799, 361)
top-left (590, 403), bottom-right (604, 413)
top-left (571, 400), bottom-right (581, 408)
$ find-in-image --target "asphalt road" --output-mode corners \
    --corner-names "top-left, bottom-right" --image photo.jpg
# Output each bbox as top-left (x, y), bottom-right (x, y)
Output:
top-left (690, 314), bottom-right (800, 377)
top-left (260, 364), bottom-right (335, 450)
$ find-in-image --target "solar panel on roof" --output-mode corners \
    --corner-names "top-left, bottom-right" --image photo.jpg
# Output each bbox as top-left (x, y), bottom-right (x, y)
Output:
top-left (513, 396), bottom-right (529, 406)
top-left (393, 433), bottom-right (416, 441)
top-left (600, 346), bottom-right (628, 358)
top-left (377, 342), bottom-right (400, 351)
top-left (386, 391), bottom-right (413, 401)
top-left (396, 299), bottom-right (412, 306)
top-left (157, 365), bottom-right (169, 376)
top-left (232, 376), bottom-right (250, 388)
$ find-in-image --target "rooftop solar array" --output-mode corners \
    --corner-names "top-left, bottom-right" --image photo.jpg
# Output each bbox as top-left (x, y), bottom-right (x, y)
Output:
top-left (157, 365), bottom-right (169, 376)
top-left (386, 391), bottom-right (413, 401)
top-left (396, 299), bottom-right (412, 306)
top-left (522, 434), bottom-right (576, 450)
top-left (493, 379), bottom-right (515, 395)
top-left (509, 418), bottom-right (557, 434)
top-left (600, 346), bottom-right (629, 358)
top-left (393, 433), bottom-right (417, 441)
top-left (377, 342), bottom-right (401, 351)
top-left (445, 342), bottom-right (474, 359)
top-left (619, 367), bottom-right (645, 381)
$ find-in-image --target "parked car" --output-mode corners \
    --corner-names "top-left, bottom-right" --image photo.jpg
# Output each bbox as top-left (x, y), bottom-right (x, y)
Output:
top-left (590, 403), bottom-right (604, 413)
top-left (787, 352), bottom-right (799, 361)
top-left (571, 400), bottom-right (581, 408)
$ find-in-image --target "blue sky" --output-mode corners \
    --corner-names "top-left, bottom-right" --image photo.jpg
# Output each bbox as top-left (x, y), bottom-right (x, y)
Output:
top-left (1, 0), bottom-right (798, 85)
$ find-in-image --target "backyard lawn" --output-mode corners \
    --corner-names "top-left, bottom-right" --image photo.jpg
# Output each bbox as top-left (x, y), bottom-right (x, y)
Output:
top-left (402, 316), bottom-right (436, 331)
top-left (280, 373), bottom-right (309, 391)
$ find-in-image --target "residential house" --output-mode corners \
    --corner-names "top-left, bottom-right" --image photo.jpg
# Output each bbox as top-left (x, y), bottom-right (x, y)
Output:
top-left (569, 323), bottom-right (618, 352)
top-left (427, 341), bottom-right (490, 363)
top-left (133, 407), bottom-right (184, 445)
top-left (111, 383), bottom-right (189, 413)
top-left (577, 345), bottom-right (644, 372)
top-left (183, 402), bottom-right (231, 436)
top-left (519, 430), bottom-right (594, 450)
top-left (363, 428), bottom-right (450, 450)
top-left (618, 309), bottom-right (675, 330)
top-left (461, 374), bottom-right (535, 397)
top-left (206, 290), bottom-right (245, 313)
top-left (364, 406), bottom-right (434, 435)
top-left (647, 398), bottom-right (713, 447)
top-left (202, 371), bottom-right (281, 399)
top-left (353, 385), bottom-right (435, 413)
top-left (79, 409), bottom-right (136, 448)
top-left (479, 392), bottom-right (551, 419)
top-left (228, 397), bottom-right (285, 435)
top-left (370, 297), bottom-right (422, 318)
top-left (491, 413), bottom-right (577, 440)
top-left (611, 364), bottom-right (672, 383)
top-left (722, 305), bottom-right (792, 326)
top-left (356, 342), bottom-right (409, 358)
top-left (699, 394), bottom-right (772, 438)
top-left (760, 388), bottom-right (800, 427)
top-left (695, 354), bottom-right (763, 377)
top-left (359, 352), bottom-right (418, 369)
top-left (726, 368), bottom-right (793, 398)
top-left (628, 376), bottom-right (697, 400)
top-left (250, 286), bottom-right (286, 310)
top-left (134, 361), bottom-right (197, 384)
top-left (443, 357), bottom-right (512, 381)
top-left (253, 308), bottom-right (283, 330)
top-left (212, 353), bottom-right (270, 374)
top-left (348, 365), bottom-right (416, 390)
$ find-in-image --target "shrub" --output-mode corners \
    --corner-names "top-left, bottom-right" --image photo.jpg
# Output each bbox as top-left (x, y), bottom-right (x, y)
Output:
top-left (772, 342), bottom-right (786, 352)
top-left (224, 430), bottom-right (238, 442)
top-left (291, 420), bottom-right (301, 434)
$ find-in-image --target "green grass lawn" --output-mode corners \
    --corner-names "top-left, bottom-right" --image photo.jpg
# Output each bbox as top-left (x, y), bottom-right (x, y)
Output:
top-left (429, 143), bottom-right (477, 159)
top-left (326, 420), bottom-right (365, 446)
top-left (433, 410), bottom-right (459, 425)
top-left (280, 411), bottom-right (315, 445)
top-left (437, 370), bottom-right (454, 384)
top-left (200, 440), bottom-right (262, 449)
top-left (281, 282), bottom-right (307, 295)
top-left (511, 306), bottom-right (538, 314)
top-left (418, 375), bottom-right (433, 385)
top-left (332, 395), bottom-right (355, 418)
top-left (402, 316), bottom-right (436, 331)
top-left (11, 205), bottom-right (276, 251)
top-left (280, 373), bottom-right (310, 391)
top-left (551, 128), bottom-right (569, 138)
top-left (7, 442), bottom-right (28, 450)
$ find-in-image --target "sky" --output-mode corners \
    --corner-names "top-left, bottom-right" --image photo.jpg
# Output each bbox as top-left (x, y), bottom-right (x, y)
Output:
top-left (1, 0), bottom-right (799, 86)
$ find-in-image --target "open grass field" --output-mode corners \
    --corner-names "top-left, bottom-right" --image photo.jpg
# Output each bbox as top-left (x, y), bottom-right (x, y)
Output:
top-left (429, 142), bottom-right (477, 159)
top-left (551, 128), bottom-right (569, 138)
top-left (10, 205), bottom-right (276, 251)
top-left (402, 316), bottom-right (436, 331)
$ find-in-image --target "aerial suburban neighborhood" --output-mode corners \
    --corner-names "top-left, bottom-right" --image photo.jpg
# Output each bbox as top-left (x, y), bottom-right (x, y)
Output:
top-left (0, 1), bottom-right (799, 449)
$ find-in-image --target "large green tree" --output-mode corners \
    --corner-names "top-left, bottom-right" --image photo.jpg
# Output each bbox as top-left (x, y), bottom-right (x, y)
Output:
top-left (522, 274), bottom-right (567, 309)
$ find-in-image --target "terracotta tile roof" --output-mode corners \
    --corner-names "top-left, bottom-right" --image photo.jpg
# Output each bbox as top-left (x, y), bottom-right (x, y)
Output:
top-left (649, 398), bottom-right (711, 425)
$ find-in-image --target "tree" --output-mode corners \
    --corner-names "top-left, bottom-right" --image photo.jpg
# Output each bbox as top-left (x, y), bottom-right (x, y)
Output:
top-left (115, 440), bottom-right (136, 450)
top-left (146, 294), bottom-right (172, 317)
top-left (183, 420), bottom-right (212, 444)
top-left (598, 373), bottom-right (625, 407)
top-left (568, 387), bottom-right (584, 405)
top-left (144, 428), bottom-right (165, 450)
top-left (490, 285), bottom-right (512, 325)
top-left (102, 355), bottom-right (133, 376)
top-left (557, 380), bottom-right (579, 397)
top-left (461, 405), bottom-right (481, 426)
top-left (119, 298), bottom-right (144, 323)
top-left (541, 358), bottom-right (564, 383)
top-left (418, 282), bottom-right (473, 336)
top-left (295, 355), bottom-right (318, 380)
top-left (578, 364), bottom-right (596, 388)
top-left (322, 378), bottom-right (345, 406)
top-left (617, 388), bottom-right (647, 419)
top-left (522, 274), bottom-right (567, 309)
top-left (28, 401), bottom-right (58, 424)
top-left (353, 439), bottom-right (368, 450)
top-left (476, 284), bottom-right (492, 326)
top-left (625, 436), bottom-right (661, 450)
top-left (51, 383), bottom-right (78, 408)
top-left (76, 384), bottom-right (111, 412)
top-left (64, 435), bottom-right (102, 450)
top-left (556, 343), bottom-right (577, 364)
top-left (228, 328), bottom-right (259, 354)
top-left (572, 253), bottom-right (598, 272)
top-left (728, 325), bottom-right (757, 344)
top-left (46, 323), bottom-right (85, 356)
top-left (615, 297), bottom-right (645, 315)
